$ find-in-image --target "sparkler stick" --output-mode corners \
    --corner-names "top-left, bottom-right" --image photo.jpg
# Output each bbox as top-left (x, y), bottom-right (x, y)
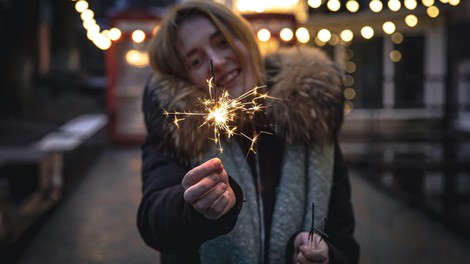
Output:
top-left (163, 62), bottom-right (278, 154)
top-left (210, 60), bottom-right (217, 101)
top-left (308, 201), bottom-right (329, 249)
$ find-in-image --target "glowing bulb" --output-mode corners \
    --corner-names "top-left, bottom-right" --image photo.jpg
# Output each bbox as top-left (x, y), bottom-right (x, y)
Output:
top-left (296, 27), bottom-right (310, 44)
top-left (449, 0), bottom-right (460, 5)
top-left (344, 101), bottom-right (354, 114)
top-left (383, 21), bottom-right (396, 34)
top-left (388, 0), bottom-right (401, 11)
top-left (404, 0), bottom-right (418, 9)
top-left (361, 26), bottom-right (374, 39)
top-left (344, 88), bottom-right (356, 100)
top-left (109, 27), bottom-right (122, 41)
top-left (391, 32), bottom-right (404, 44)
top-left (340, 29), bottom-right (354, 42)
top-left (328, 34), bottom-right (339, 46)
top-left (327, 0), bottom-right (341, 12)
top-left (93, 34), bottom-right (112, 50)
top-left (257, 28), bottom-right (271, 42)
top-left (75, 0), bottom-right (88, 13)
top-left (346, 0), bottom-right (360, 12)
top-left (317, 29), bottom-right (332, 42)
top-left (345, 61), bottom-right (356, 73)
top-left (370, 0), bottom-right (383, 12)
top-left (132, 30), bottom-right (146, 43)
top-left (126, 50), bottom-right (149, 68)
top-left (308, 0), bottom-right (322, 8)
top-left (422, 0), bottom-right (435, 7)
top-left (405, 14), bottom-right (418, 27)
top-left (390, 50), bottom-right (402, 62)
top-left (427, 6), bottom-right (440, 18)
top-left (314, 37), bottom-right (326, 47)
top-left (344, 75), bottom-right (355, 87)
top-left (280, 28), bottom-right (294, 42)
top-left (81, 9), bottom-right (94, 21)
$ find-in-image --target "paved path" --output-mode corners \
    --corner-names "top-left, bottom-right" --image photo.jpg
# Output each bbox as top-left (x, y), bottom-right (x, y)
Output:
top-left (15, 147), bottom-right (470, 264)
top-left (16, 148), bottom-right (158, 264)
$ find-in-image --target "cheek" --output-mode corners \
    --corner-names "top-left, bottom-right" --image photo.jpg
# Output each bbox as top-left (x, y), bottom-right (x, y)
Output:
top-left (234, 42), bottom-right (257, 87)
top-left (189, 70), bottom-right (208, 89)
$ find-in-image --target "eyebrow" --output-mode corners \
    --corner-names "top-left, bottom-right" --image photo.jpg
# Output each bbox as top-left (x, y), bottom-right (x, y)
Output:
top-left (184, 31), bottom-right (224, 58)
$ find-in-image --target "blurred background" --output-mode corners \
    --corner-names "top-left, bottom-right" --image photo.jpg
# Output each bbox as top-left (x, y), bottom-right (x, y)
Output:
top-left (1, 0), bottom-right (469, 263)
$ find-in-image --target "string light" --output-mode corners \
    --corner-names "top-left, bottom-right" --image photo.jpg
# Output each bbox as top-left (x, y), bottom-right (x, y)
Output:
top-left (327, 0), bottom-right (341, 12)
top-left (405, 14), bottom-right (419, 27)
top-left (404, 0), bottom-right (418, 10)
top-left (370, 0), bottom-right (383, 12)
top-left (257, 28), bottom-right (271, 42)
top-left (280, 28), bottom-right (294, 42)
top-left (340, 29), bottom-right (354, 42)
top-left (296, 27), bottom-right (310, 44)
top-left (383, 21), bottom-right (396, 34)
top-left (361, 26), bottom-right (374, 39)
top-left (427, 6), bottom-right (440, 18)
top-left (388, 0), bottom-right (402, 11)
top-left (346, 0), bottom-right (360, 12)
top-left (422, 0), bottom-right (435, 7)
top-left (308, 0), bottom-right (323, 8)
top-left (317, 29), bottom-right (332, 42)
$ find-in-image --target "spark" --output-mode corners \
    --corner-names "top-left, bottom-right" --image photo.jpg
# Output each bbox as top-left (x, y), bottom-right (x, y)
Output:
top-left (164, 77), bottom-right (277, 154)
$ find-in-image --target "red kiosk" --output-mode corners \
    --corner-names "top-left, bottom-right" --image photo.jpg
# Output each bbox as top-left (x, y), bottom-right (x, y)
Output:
top-left (106, 9), bottom-right (160, 144)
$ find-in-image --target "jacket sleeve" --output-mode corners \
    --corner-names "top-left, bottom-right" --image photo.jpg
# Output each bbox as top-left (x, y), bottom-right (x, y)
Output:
top-left (325, 139), bottom-right (360, 263)
top-left (136, 82), bottom-right (244, 254)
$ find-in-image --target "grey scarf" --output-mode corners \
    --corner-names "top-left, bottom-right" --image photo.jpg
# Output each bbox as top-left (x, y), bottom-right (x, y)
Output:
top-left (199, 139), bottom-right (334, 264)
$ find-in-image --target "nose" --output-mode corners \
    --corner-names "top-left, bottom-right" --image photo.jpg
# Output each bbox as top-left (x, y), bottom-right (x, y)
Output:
top-left (207, 49), bottom-right (226, 69)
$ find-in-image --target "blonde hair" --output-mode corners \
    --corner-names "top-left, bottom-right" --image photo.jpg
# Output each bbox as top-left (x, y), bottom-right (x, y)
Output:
top-left (148, 0), bottom-right (264, 85)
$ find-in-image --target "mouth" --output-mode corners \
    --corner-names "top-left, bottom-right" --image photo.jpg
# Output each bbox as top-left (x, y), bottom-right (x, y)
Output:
top-left (216, 69), bottom-right (240, 89)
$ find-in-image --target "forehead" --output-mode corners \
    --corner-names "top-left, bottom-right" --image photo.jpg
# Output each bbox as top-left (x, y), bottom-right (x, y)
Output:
top-left (178, 16), bottom-right (218, 54)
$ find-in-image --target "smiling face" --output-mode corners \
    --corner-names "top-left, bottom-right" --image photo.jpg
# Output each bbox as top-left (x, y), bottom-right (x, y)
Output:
top-left (178, 16), bottom-right (257, 98)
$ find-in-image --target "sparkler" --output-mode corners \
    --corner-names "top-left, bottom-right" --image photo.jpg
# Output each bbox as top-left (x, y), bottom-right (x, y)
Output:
top-left (163, 61), bottom-right (276, 154)
top-left (308, 202), bottom-right (329, 249)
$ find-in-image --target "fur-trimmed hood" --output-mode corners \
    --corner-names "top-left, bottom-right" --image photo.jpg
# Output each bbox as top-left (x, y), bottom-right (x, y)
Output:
top-left (143, 46), bottom-right (344, 164)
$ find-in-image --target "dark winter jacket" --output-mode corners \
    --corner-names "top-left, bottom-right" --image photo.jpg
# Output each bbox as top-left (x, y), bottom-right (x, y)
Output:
top-left (137, 46), bottom-right (360, 263)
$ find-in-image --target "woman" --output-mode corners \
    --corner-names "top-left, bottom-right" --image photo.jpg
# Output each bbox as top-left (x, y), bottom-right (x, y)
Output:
top-left (137, 1), bottom-right (359, 263)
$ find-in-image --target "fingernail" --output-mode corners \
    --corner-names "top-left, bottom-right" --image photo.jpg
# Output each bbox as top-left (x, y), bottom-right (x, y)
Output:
top-left (212, 158), bottom-right (221, 167)
top-left (212, 159), bottom-right (223, 173)
top-left (219, 182), bottom-right (226, 190)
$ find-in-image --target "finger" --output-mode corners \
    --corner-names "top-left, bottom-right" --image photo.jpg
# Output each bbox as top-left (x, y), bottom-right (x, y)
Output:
top-left (192, 182), bottom-right (227, 211)
top-left (182, 158), bottom-right (222, 189)
top-left (200, 191), bottom-right (230, 220)
top-left (299, 245), bottom-right (328, 262)
top-left (208, 188), bottom-right (231, 215)
top-left (183, 173), bottom-right (219, 203)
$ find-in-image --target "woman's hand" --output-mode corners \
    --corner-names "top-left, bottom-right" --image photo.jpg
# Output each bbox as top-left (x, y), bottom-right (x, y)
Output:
top-left (181, 158), bottom-right (236, 219)
top-left (293, 231), bottom-right (329, 264)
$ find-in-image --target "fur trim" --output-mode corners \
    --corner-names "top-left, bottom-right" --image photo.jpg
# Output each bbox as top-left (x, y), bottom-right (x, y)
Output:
top-left (144, 46), bottom-right (344, 164)
top-left (265, 46), bottom-right (344, 144)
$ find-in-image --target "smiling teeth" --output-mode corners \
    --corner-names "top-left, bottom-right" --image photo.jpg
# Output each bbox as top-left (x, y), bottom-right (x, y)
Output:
top-left (219, 71), bottom-right (238, 86)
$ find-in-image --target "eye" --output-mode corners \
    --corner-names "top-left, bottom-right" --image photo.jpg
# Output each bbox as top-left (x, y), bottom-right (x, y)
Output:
top-left (214, 35), bottom-right (229, 49)
top-left (187, 54), bottom-right (203, 69)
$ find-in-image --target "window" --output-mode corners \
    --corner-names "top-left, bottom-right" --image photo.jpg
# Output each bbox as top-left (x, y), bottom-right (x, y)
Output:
top-left (394, 36), bottom-right (425, 108)
top-left (350, 37), bottom-right (384, 108)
